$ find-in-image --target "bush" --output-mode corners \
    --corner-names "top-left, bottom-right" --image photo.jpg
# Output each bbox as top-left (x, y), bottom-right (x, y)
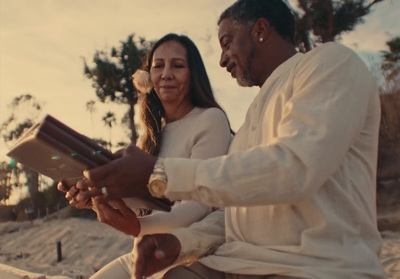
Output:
top-left (378, 89), bottom-right (400, 181)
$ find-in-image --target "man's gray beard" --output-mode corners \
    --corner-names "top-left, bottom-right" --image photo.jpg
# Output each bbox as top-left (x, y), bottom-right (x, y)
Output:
top-left (237, 72), bottom-right (255, 87)
top-left (236, 46), bottom-right (256, 87)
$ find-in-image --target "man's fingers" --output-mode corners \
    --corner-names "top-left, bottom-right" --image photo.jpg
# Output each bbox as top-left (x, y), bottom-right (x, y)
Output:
top-left (83, 158), bottom-right (123, 185)
top-left (134, 237), bottom-right (154, 279)
top-left (76, 187), bottom-right (102, 202)
top-left (123, 144), bottom-right (140, 156)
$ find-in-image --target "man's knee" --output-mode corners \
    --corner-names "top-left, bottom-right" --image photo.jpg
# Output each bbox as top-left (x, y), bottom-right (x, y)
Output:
top-left (163, 265), bottom-right (199, 279)
top-left (163, 263), bottom-right (224, 279)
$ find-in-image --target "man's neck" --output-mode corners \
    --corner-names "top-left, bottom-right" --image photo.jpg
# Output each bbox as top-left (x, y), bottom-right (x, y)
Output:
top-left (256, 41), bottom-right (297, 87)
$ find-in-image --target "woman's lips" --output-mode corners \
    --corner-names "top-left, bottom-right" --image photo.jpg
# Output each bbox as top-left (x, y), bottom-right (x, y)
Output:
top-left (161, 85), bottom-right (176, 89)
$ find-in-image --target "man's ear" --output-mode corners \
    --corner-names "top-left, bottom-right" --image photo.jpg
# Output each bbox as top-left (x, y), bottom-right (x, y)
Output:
top-left (252, 18), bottom-right (271, 42)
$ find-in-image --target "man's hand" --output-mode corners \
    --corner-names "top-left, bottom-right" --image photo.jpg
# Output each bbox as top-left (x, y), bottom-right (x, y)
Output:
top-left (75, 145), bottom-right (157, 200)
top-left (92, 196), bottom-right (141, 236)
top-left (134, 234), bottom-right (181, 279)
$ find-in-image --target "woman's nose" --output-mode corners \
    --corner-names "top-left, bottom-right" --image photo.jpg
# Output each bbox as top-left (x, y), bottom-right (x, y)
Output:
top-left (161, 66), bottom-right (173, 80)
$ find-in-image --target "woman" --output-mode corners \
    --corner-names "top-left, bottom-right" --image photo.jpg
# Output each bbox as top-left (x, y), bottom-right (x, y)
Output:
top-left (67, 33), bottom-right (233, 279)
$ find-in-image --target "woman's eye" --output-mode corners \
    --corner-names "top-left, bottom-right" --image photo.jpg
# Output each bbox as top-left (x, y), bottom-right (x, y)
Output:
top-left (153, 64), bottom-right (163, 68)
top-left (175, 64), bottom-right (185, 68)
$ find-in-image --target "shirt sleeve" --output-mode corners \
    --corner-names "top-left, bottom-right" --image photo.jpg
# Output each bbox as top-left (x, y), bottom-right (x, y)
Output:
top-left (163, 43), bottom-right (379, 207)
top-left (137, 200), bottom-right (213, 236)
top-left (170, 208), bottom-right (225, 264)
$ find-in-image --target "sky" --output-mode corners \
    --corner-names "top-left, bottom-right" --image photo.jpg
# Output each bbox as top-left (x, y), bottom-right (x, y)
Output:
top-left (0, 0), bottom-right (399, 201)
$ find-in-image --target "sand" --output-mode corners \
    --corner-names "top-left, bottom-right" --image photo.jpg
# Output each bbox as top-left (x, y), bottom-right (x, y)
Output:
top-left (0, 209), bottom-right (399, 279)
top-left (0, 216), bottom-right (132, 279)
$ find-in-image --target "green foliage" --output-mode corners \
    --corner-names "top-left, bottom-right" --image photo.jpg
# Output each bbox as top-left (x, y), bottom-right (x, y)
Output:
top-left (381, 37), bottom-right (400, 90)
top-left (83, 34), bottom-right (153, 143)
top-left (102, 111), bottom-right (116, 128)
top-left (378, 37), bottom-right (400, 181)
top-left (294, 0), bottom-right (383, 52)
top-left (0, 162), bottom-right (13, 203)
top-left (93, 138), bottom-right (109, 149)
top-left (42, 182), bottom-right (68, 208)
top-left (0, 94), bottom-right (42, 143)
top-left (102, 111), bottom-right (117, 149)
top-left (0, 94), bottom-right (43, 207)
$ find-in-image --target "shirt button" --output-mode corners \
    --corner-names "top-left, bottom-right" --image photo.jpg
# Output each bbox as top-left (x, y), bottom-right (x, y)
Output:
top-left (251, 126), bottom-right (257, 131)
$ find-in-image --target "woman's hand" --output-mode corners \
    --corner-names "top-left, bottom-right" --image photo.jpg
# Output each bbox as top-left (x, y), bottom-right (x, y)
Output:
top-left (92, 196), bottom-right (141, 236)
top-left (57, 181), bottom-right (98, 209)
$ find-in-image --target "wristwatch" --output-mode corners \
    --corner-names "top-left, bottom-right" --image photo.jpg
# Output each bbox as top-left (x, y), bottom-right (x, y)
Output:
top-left (147, 158), bottom-right (168, 198)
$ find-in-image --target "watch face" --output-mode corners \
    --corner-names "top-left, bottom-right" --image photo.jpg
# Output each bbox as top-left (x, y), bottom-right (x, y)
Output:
top-left (150, 179), bottom-right (167, 195)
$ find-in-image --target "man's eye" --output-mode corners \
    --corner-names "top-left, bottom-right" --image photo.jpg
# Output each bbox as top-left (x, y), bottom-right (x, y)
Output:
top-left (222, 41), bottom-right (230, 48)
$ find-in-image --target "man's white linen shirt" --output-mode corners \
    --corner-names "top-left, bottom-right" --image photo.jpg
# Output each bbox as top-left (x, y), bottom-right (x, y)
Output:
top-left (162, 43), bottom-right (386, 278)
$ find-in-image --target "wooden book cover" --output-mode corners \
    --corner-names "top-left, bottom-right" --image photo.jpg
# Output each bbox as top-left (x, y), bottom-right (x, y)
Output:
top-left (7, 114), bottom-right (171, 212)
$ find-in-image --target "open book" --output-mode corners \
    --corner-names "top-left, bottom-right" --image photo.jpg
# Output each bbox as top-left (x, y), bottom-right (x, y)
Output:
top-left (7, 114), bottom-right (171, 212)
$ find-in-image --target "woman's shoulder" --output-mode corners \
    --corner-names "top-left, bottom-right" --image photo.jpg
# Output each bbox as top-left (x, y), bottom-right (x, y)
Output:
top-left (192, 107), bottom-right (231, 135)
top-left (192, 107), bottom-right (228, 121)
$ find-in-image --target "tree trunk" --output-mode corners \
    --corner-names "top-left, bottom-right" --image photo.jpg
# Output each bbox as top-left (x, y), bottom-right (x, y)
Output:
top-left (129, 103), bottom-right (137, 144)
top-left (23, 166), bottom-right (39, 211)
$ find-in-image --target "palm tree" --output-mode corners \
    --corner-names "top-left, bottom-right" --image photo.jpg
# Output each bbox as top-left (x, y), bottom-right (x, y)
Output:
top-left (102, 112), bottom-right (116, 150)
top-left (86, 100), bottom-right (96, 138)
top-left (83, 34), bottom-right (153, 144)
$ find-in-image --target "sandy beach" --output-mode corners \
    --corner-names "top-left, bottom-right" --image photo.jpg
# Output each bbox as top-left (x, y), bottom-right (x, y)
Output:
top-left (0, 214), bottom-right (132, 279)
top-left (0, 207), bottom-right (399, 279)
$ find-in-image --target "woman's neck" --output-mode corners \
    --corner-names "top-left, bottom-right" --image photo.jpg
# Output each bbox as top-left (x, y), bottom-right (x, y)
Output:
top-left (163, 102), bottom-right (195, 123)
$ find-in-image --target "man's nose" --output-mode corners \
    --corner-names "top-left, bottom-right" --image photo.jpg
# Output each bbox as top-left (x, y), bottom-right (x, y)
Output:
top-left (220, 51), bottom-right (228, 68)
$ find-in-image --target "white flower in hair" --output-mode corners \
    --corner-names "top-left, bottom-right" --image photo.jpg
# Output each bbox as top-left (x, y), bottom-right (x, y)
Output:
top-left (132, 70), bottom-right (153, 94)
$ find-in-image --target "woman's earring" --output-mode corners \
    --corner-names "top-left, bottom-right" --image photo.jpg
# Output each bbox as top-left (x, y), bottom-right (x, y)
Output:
top-left (259, 37), bottom-right (264, 43)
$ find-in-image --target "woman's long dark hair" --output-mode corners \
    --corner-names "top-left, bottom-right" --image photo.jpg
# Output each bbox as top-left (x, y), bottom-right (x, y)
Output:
top-left (138, 33), bottom-right (233, 156)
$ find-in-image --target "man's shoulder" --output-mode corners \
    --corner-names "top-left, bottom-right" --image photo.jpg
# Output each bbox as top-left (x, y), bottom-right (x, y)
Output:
top-left (308, 42), bottom-right (356, 57)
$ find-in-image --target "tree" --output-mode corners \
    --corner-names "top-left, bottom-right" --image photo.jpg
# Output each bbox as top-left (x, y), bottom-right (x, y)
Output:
top-left (0, 94), bottom-right (43, 207)
top-left (86, 100), bottom-right (97, 138)
top-left (83, 34), bottom-right (153, 144)
top-left (292, 0), bottom-right (383, 52)
top-left (0, 162), bottom-right (13, 204)
top-left (381, 36), bottom-right (400, 91)
top-left (102, 111), bottom-right (116, 150)
top-left (377, 36), bottom-right (400, 181)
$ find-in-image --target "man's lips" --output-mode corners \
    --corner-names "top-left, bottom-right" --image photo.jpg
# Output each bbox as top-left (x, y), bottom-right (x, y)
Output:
top-left (227, 63), bottom-right (236, 77)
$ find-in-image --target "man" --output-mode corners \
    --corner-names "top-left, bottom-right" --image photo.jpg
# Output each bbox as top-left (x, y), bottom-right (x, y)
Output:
top-left (76, 0), bottom-right (386, 278)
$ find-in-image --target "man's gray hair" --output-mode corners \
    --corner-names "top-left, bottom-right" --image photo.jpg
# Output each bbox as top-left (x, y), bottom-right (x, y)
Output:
top-left (218, 0), bottom-right (296, 44)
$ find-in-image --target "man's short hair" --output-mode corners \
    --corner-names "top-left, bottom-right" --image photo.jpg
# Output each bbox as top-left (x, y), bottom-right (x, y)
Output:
top-left (218, 0), bottom-right (296, 44)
